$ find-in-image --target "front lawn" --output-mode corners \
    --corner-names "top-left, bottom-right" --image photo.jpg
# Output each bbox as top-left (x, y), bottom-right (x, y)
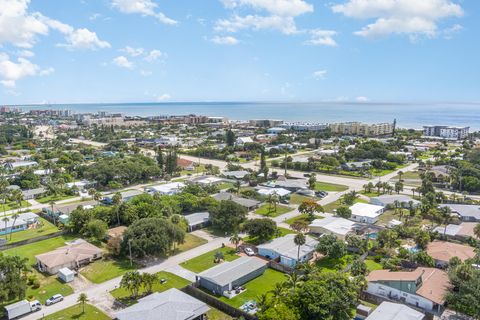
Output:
top-left (285, 214), bottom-right (322, 226)
top-left (365, 259), bottom-right (383, 271)
top-left (243, 227), bottom-right (295, 245)
top-left (44, 303), bottom-right (111, 320)
top-left (26, 270), bottom-right (74, 304)
top-left (218, 268), bottom-right (286, 307)
top-left (180, 247), bottom-right (240, 273)
top-left (173, 233), bottom-right (208, 254)
top-left (110, 271), bottom-right (191, 305)
top-left (3, 200), bottom-right (31, 210)
top-left (37, 194), bottom-right (76, 204)
top-left (315, 182), bottom-right (348, 192)
top-left (80, 256), bottom-right (138, 284)
top-left (289, 193), bottom-right (316, 205)
top-left (255, 204), bottom-right (293, 217)
top-left (6, 217), bottom-right (59, 244)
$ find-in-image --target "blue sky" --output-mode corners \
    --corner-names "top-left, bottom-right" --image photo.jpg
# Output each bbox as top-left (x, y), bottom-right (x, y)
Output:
top-left (0, 0), bottom-right (479, 104)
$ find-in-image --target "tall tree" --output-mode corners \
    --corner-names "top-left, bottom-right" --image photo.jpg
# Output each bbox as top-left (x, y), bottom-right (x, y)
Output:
top-left (226, 129), bottom-right (236, 147)
top-left (77, 293), bottom-right (89, 314)
top-left (294, 233), bottom-right (306, 262)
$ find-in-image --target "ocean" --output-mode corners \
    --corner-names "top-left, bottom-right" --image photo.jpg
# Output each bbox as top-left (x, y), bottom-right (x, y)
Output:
top-left (17, 102), bottom-right (480, 130)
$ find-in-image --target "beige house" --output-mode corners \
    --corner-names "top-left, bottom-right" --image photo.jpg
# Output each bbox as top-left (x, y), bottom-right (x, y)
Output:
top-left (35, 239), bottom-right (103, 275)
top-left (426, 240), bottom-right (476, 268)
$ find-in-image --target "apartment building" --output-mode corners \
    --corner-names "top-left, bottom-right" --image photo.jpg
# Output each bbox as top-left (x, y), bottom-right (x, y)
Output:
top-left (329, 122), bottom-right (394, 136)
top-left (423, 125), bottom-right (469, 139)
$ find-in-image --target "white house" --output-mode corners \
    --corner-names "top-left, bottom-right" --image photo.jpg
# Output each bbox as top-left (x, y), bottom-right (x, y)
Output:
top-left (257, 234), bottom-right (318, 267)
top-left (235, 136), bottom-right (254, 145)
top-left (145, 182), bottom-right (185, 195)
top-left (350, 203), bottom-right (384, 224)
top-left (308, 216), bottom-right (356, 240)
top-left (256, 187), bottom-right (291, 198)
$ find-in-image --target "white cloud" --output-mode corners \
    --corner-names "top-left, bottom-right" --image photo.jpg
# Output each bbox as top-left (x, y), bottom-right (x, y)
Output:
top-left (220, 0), bottom-right (313, 17)
top-left (121, 46), bottom-right (144, 57)
top-left (443, 23), bottom-right (462, 39)
top-left (312, 69), bottom-right (327, 80)
top-left (0, 0), bottom-right (110, 51)
top-left (111, 0), bottom-right (177, 25)
top-left (59, 28), bottom-right (111, 50)
top-left (156, 93), bottom-right (171, 101)
top-left (140, 70), bottom-right (152, 76)
top-left (0, 53), bottom-right (53, 87)
top-left (210, 35), bottom-right (239, 45)
top-left (144, 49), bottom-right (164, 62)
top-left (215, 15), bottom-right (297, 34)
top-left (332, 0), bottom-right (464, 39)
top-left (305, 29), bottom-right (337, 46)
top-left (356, 96), bottom-right (369, 102)
top-left (18, 50), bottom-right (35, 57)
top-left (112, 55), bottom-right (134, 69)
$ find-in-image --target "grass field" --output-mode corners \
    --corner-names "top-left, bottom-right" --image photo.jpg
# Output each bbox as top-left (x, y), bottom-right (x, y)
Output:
top-left (80, 257), bottom-right (138, 284)
top-left (284, 214), bottom-right (322, 226)
top-left (289, 193), bottom-right (317, 205)
top-left (322, 198), bottom-right (368, 213)
top-left (37, 194), bottom-right (76, 204)
top-left (315, 182), bottom-right (348, 192)
top-left (206, 308), bottom-right (233, 320)
top-left (44, 303), bottom-right (111, 320)
top-left (2, 200), bottom-right (31, 210)
top-left (243, 226), bottom-right (295, 245)
top-left (218, 268), bottom-right (286, 307)
top-left (180, 247), bottom-right (240, 273)
top-left (3, 234), bottom-right (76, 265)
top-left (26, 270), bottom-right (74, 304)
top-left (316, 254), bottom-right (355, 272)
top-left (6, 217), bottom-right (59, 244)
top-left (174, 233), bottom-right (208, 254)
top-left (365, 259), bottom-right (383, 271)
top-left (255, 204), bottom-right (293, 217)
top-left (110, 271), bottom-right (191, 305)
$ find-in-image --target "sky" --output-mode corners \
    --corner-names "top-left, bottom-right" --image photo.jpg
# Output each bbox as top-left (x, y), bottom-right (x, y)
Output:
top-left (0, 0), bottom-right (479, 104)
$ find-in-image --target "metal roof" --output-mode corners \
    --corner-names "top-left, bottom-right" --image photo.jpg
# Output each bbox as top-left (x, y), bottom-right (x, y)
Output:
top-left (257, 234), bottom-right (318, 260)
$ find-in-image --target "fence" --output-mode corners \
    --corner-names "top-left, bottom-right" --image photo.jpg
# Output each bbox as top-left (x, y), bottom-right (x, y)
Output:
top-left (268, 260), bottom-right (294, 274)
top-left (181, 284), bottom-right (257, 320)
top-left (0, 230), bottom-right (65, 251)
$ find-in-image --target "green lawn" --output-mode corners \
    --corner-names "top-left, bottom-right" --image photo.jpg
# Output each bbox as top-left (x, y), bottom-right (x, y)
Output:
top-left (110, 271), bottom-right (191, 305)
top-left (206, 308), bottom-right (233, 320)
top-left (26, 270), bottom-right (74, 304)
top-left (180, 247), bottom-right (240, 273)
top-left (2, 200), bottom-right (31, 210)
top-left (316, 254), bottom-right (355, 272)
top-left (218, 268), bottom-right (286, 307)
top-left (174, 233), bottom-right (208, 254)
top-left (289, 193), bottom-right (317, 205)
top-left (243, 227), bottom-right (295, 245)
top-left (44, 304), bottom-right (111, 320)
top-left (285, 214), bottom-right (322, 226)
top-left (315, 182), bottom-right (348, 192)
top-left (255, 204), bottom-right (293, 217)
top-left (3, 234), bottom-right (76, 265)
top-left (323, 198), bottom-right (368, 213)
top-left (217, 182), bottom-right (235, 190)
top-left (6, 217), bottom-right (59, 244)
top-left (80, 257), bottom-right (138, 284)
top-left (365, 259), bottom-right (383, 271)
top-left (37, 194), bottom-right (76, 204)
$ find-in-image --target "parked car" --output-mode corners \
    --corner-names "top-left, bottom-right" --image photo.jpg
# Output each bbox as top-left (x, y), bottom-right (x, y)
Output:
top-left (45, 294), bottom-right (63, 306)
top-left (244, 247), bottom-right (255, 256)
top-left (303, 173), bottom-right (311, 177)
top-left (280, 198), bottom-right (290, 204)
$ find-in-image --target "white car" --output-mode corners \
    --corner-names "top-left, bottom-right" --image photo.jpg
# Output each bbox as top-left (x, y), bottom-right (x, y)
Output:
top-left (45, 294), bottom-right (63, 306)
top-left (244, 247), bottom-right (255, 256)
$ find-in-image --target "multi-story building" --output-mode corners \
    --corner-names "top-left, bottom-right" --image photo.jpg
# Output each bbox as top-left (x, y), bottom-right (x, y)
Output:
top-left (329, 122), bottom-right (394, 136)
top-left (423, 125), bottom-right (469, 139)
top-left (249, 119), bottom-right (284, 127)
top-left (280, 122), bottom-right (328, 132)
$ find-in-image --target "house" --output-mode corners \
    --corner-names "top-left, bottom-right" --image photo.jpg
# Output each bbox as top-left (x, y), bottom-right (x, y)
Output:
top-left (256, 187), bottom-right (291, 198)
top-left (177, 158), bottom-right (194, 171)
top-left (341, 160), bottom-right (372, 171)
top-left (102, 190), bottom-right (143, 204)
top-left (235, 136), bottom-right (254, 145)
top-left (189, 176), bottom-right (224, 187)
top-left (350, 203), bottom-right (384, 224)
top-left (4, 160), bottom-right (38, 170)
top-left (425, 240), bottom-right (476, 268)
top-left (365, 302), bottom-right (425, 320)
top-left (197, 256), bottom-right (267, 295)
top-left (35, 239), bottom-right (103, 274)
top-left (0, 212), bottom-right (39, 236)
top-left (145, 182), bottom-right (186, 195)
top-left (66, 179), bottom-right (95, 191)
top-left (213, 192), bottom-right (261, 211)
top-left (44, 200), bottom-right (97, 222)
top-left (274, 179), bottom-right (308, 191)
top-left (366, 268), bottom-right (450, 315)
top-left (21, 187), bottom-right (47, 200)
top-left (370, 195), bottom-right (419, 209)
top-left (222, 170), bottom-right (250, 180)
top-left (115, 288), bottom-right (210, 320)
top-left (257, 234), bottom-right (318, 267)
top-left (439, 204), bottom-right (480, 222)
top-left (184, 212), bottom-right (210, 232)
top-left (308, 216), bottom-right (357, 240)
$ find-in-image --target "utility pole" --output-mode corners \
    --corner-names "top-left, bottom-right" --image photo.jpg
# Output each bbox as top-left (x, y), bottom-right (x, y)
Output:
top-left (284, 150), bottom-right (288, 177)
top-left (128, 239), bottom-right (133, 267)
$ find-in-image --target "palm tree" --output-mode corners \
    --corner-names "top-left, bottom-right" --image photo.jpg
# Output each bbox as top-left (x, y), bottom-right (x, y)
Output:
top-left (10, 189), bottom-right (23, 209)
top-left (284, 271), bottom-right (304, 290)
top-left (2, 216), bottom-right (9, 241)
top-left (269, 282), bottom-right (285, 301)
top-left (474, 223), bottom-right (480, 240)
top-left (49, 200), bottom-right (56, 225)
top-left (77, 293), bottom-right (88, 313)
top-left (9, 212), bottom-right (19, 240)
top-left (229, 233), bottom-right (241, 251)
top-left (398, 170), bottom-right (404, 182)
top-left (439, 206), bottom-right (453, 236)
top-left (142, 273), bottom-right (158, 294)
top-left (294, 233), bottom-right (306, 263)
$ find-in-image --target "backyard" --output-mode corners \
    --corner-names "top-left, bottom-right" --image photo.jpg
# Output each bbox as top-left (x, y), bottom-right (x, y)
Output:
top-left (43, 303), bottom-right (111, 320)
top-left (218, 268), bottom-right (286, 308)
top-left (180, 246), bottom-right (240, 273)
top-left (255, 204), bottom-right (293, 217)
top-left (6, 217), bottom-right (59, 244)
top-left (110, 271), bottom-right (191, 305)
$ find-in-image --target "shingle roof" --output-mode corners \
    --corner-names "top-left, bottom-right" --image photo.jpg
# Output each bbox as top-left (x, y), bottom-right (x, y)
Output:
top-left (257, 234), bottom-right (318, 260)
top-left (309, 216), bottom-right (356, 236)
top-left (440, 204), bottom-right (480, 220)
top-left (35, 239), bottom-right (102, 268)
top-left (213, 192), bottom-right (261, 208)
top-left (426, 240), bottom-right (476, 262)
top-left (198, 256), bottom-right (267, 287)
top-left (184, 212), bottom-right (210, 227)
top-left (371, 195), bottom-right (419, 206)
top-left (115, 289), bottom-right (210, 320)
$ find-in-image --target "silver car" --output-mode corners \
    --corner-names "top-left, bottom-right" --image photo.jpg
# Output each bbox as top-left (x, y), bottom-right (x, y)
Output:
top-left (45, 294), bottom-right (63, 306)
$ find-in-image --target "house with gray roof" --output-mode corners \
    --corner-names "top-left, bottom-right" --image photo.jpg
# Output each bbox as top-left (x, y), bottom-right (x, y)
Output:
top-left (365, 302), bottom-right (425, 320)
top-left (257, 234), bottom-right (318, 267)
top-left (115, 288), bottom-right (209, 320)
top-left (213, 192), bottom-right (261, 211)
top-left (197, 256), bottom-right (267, 295)
top-left (222, 170), bottom-right (250, 180)
top-left (21, 187), bottom-right (47, 200)
top-left (440, 204), bottom-right (480, 222)
top-left (0, 212), bottom-right (39, 236)
top-left (274, 179), bottom-right (308, 191)
top-left (370, 195), bottom-right (419, 209)
top-left (184, 212), bottom-right (210, 232)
